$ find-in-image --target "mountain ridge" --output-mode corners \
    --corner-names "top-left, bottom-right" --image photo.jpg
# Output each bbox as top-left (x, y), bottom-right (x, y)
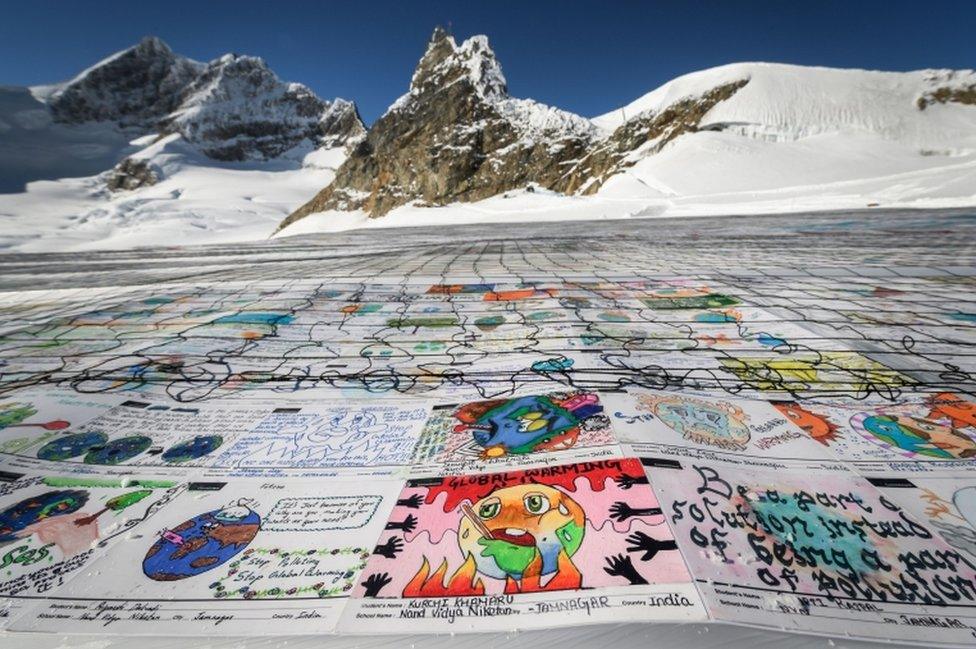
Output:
top-left (2, 29), bottom-right (975, 252)
top-left (279, 27), bottom-right (603, 227)
top-left (279, 28), bottom-right (976, 233)
top-left (19, 35), bottom-right (365, 171)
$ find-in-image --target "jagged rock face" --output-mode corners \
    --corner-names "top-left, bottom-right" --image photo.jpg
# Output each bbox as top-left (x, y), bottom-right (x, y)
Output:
top-left (281, 29), bottom-right (598, 226)
top-left (916, 70), bottom-right (976, 110)
top-left (106, 157), bottom-right (159, 192)
top-left (49, 37), bottom-right (202, 129)
top-left (318, 99), bottom-right (367, 148)
top-left (44, 36), bottom-right (364, 168)
top-left (558, 79), bottom-right (750, 194)
top-left (281, 29), bottom-right (748, 231)
top-left (918, 85), bottom-right (976, 110)
top-left (160, 54), bottom-right (365, 161)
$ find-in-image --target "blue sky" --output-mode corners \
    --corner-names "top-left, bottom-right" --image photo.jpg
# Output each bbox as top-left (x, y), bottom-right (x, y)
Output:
top-left (1, 0), bottom-right (973, 123)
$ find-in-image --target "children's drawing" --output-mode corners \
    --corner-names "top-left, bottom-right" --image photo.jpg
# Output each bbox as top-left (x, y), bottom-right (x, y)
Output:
top-left (36, 432), bottom-right (108, 461)
top-left (0, 490), bottom-right (92, 552)
top-left (0, 488), bottom-right (155, 556)
top-left (0, 399), bottom-right (73, 456)
top-left (424, 392), bottom-right (613, 466)
top-left (457, 483), bottom-right (584, 584)
top-left (653, 461), bottom-right (976, 610)
top-left (766, 396), bottom-right (976, 464)
top-left (956, 486), bottom-right (976, 528)
top-left (161, 435), bottom-right (223, 463)
top-left (850, 412), bottom-right (976, 459)
top-left (903, 483), bottom-right (976, 559)
top-left (0, 402), bottom-right (39, 428)
top-left (143, 499), bottom-right (261, 581)
top-left (427, 284), bottom-right (494, 295)
top-left (771, 400), bottom-right (840, 445)
top-left (0, 478), bottom-right (173, 577)
top-left (634, 393), bottom-right (750, 451)
top-left (719, 352), bottom-right (910, 395)
top-left (355, 459), bottom-right (688, 599)
top-left (0, 401), bottom-right (68, 431)
top-left (214, 403), bottom-right (429, 470)
top-left (26, 479), bottom-right (400, 635)
top-left (928, 392), bottom-right (976, 429)
top-left (84, 435), bottom-right (153, 464)
top-left (638, 288), bottom-right (740, 310)
top-left (34, 431), bottom-right (222, 466)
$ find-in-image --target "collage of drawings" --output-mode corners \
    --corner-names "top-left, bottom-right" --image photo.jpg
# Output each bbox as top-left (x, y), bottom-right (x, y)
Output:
top-left (1, 385), bottom-right (976, 645)
top-left (1, 277), bottom-right (963, 401)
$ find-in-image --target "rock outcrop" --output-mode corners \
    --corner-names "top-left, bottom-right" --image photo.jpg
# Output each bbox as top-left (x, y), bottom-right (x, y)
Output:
top-left (556, 79), bottom-right (749, 194)
top-left (916, 70), bottom-right (976, 110)
top-left (279, 28), bottom-right (748, 231)
top-left (159, 54), bottom-right (365, 161)
top-left (41, 36), bottom-right (365, 170)
top-left (48, 36), bottom-right (202, 130)
top-left (280, 27), bottom-right (600, 228)
top-left (106, 157), bottom-right (159, 191)
top-left (918, 85), bottom-right (976, 110)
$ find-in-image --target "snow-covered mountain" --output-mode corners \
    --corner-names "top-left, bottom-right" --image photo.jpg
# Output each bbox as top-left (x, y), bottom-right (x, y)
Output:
top-left (586, 62), bottom-right (976, 206)
top-left (0, 36), bottom-right (364, 250)
top-left (1, 29), bottom-right (975, 251)
top-left (278, 31), bottom-right (976, 236)
top-left (159, 53), bottom-right (364, 161)
top-left (281, 27), bottom-right (599, 227)
top-left (27, 35), bottom-right (365, 164)
top-left (41, 36), bottom-right (203, 130)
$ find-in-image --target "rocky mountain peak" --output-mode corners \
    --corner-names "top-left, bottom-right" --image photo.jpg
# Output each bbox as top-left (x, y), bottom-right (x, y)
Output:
top-left (191, 53), bottom-right (279, 95)
top-left (159, 52), bottom-right (365, 161)
top-left (407, 28), bottom-right (508, 102)
top-left (132, 35), bottom-right (171, 55)
top-left (39, 36), bottom-right (365, 168)
top-left (279, 28), bottom-right (754, 231)
top-left (47, 35), bottom-right (202, 129)
top-left (280, 29), bottom-right (598, 227)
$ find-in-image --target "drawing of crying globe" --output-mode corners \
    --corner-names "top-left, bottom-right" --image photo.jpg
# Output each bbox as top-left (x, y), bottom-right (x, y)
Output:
top-left (161, 435), bottom-right (223, 463)
top-left (458, 484), bottom-right (585, 581)
top-left (143, 500), bottom-right (260, 581)
top-left (453, 392), bottom-right (606, 458)
top-left (36, 432), bottom-right (107, 461)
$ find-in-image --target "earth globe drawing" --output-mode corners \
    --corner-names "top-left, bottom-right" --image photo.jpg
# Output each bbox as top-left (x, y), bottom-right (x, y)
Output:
top-left (161, 436), bottom-right (223, 463)
top-left (143, 501), bottom-right (260, 581)
top-left (0, 490), bottom-right (89, 542)
top-left (83, 435), bottom-right (152, 465)
top-left (36, 432), bottom-right (108, 461)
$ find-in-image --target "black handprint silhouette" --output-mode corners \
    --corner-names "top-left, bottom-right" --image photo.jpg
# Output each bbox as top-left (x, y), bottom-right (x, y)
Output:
top-left (362, 572), bottom-right (392, 597)
top-left (603, 554), bottom-right (648, 585)
top-left (397, 493), bottom-right (424, 509)
top-left (608, 501), bottom-right (663, 522)
top-left (625, 531), bottom-right (678, 561)
top-left (385, 513), bottom-right (418, 533)
top-left (615, 473), bottom-right (650, 490)
top-left (373, 536), bottom-right (403, 559)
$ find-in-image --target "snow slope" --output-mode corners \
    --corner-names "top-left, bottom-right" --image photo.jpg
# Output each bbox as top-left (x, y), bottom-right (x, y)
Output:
top-left (0, 136), bottom-right (346, 252)
top-left (590, 62), bottom-right (976, 203)
top-left (592, 63), bottom-right (976, 142)
top-left (279, 63), bottom-right (976, 240)
top-left (0, 86), bottom-right (136, 193)
top-left (3, 56), bottom-right (975, 251)
top-left (0, 37), bottom-right (363, 251)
